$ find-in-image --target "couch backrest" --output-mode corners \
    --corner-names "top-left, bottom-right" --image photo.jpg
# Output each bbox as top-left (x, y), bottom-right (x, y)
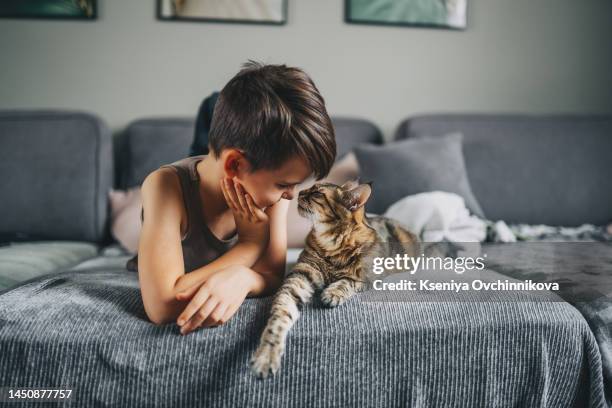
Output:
top-left (116, 116), bottom-right (383, 189)
top-left (116, 118), bottom-right (195, 189)
top-left (395, 114), bottom-right (612, 226)
top-left (0, 110), bottom-right (113, 243)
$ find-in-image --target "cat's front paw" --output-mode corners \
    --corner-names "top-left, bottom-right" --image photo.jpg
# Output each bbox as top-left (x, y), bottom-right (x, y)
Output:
top-left (250, 343), bottom-right (283, 378)
top-left (320, 287), bottom-right (348, 308)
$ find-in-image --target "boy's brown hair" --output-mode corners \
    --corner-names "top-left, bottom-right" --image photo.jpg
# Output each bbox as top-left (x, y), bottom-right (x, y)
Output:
top-left (208, 60), bottom-right (336, 180)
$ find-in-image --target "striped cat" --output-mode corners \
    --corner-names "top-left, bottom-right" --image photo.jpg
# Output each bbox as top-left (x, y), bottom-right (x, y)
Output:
top-left (250, 179), bottom-right (420, 378)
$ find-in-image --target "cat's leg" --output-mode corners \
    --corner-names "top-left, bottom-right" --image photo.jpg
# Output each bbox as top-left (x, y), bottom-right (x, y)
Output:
top-left (320, 278), bottom-right (365, 308)
top-left (250, 263), bottom-right (325, 378)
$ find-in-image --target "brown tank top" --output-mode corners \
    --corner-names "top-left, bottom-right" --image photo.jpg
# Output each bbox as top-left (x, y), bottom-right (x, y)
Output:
top-left (125, 155), bottom-right (239, 274)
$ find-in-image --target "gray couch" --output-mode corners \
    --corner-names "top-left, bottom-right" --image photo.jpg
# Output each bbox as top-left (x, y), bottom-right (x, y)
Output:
top-left (3, 111), bottom-right (610, 288)
top-left (0, 110), bottom-right (610, 407)
top-left (395, 114), bottom-right (612, 226)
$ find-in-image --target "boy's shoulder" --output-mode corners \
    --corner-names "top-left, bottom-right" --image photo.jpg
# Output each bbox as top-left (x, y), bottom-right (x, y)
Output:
top-left (141, 167), bottom-right (186, 212)
top-left (141, 168), bottom-right (189, 234)
top-left (145, 155), bottom-right (205, 187)
top-left (143, 166), bottom-right (181, 193)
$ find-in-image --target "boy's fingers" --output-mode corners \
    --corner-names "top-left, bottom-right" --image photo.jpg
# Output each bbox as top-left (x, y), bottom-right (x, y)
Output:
top-left (221, 303), bottom-right (240, 323)
top-left (234, 182), bottom-right (250, 214)
top-left (183, 297), bottom-right (218, 333)
top-left (177, 286), bottom-right (210, 326)
top-left (175, 285), bottom-right (199, 300)
top-left (203, 303), bottom-right (228, 327)
top-left (225, 178), bottom-right (242, 210)
top-left (233, 180), bottom-right (250, 216)
top-left (239, 188), bottom-right (257, 222)
top-left (225, 179), bottom-right (240, 212)
top-left (220, 179), bottom-right (236, 211)
top-left (198, 315), bottom-right (216, 329)
top-left (244, 194), bottom-right (257, 220)
top-left (245, 194), bottom-right (260, 220)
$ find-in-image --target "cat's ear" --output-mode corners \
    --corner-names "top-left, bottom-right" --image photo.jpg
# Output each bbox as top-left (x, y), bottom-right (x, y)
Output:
top-left (341, 179), bottom-right (359, 191)
top-left (341, 182), bottom-right (372, 212)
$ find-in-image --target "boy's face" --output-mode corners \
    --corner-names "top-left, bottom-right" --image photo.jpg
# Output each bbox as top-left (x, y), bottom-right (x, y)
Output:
top-left (229, 151), bottom-right (313, 209)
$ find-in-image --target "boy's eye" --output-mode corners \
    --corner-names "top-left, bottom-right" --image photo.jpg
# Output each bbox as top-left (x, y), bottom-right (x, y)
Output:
top-left (277, 182), bottom-right (303, 190)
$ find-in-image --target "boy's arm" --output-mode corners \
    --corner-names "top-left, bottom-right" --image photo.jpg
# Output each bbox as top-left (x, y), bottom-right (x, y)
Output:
top-left (246, 198), bottom-right (290, 296)
top-left (174, 198), bottom-right (289, 334)
top-left (173, 239), bottom-right (266, 294)
top-left (173, 177), bottom-right (270, 295)
top-left (175, 198), bottom-right (289, 298)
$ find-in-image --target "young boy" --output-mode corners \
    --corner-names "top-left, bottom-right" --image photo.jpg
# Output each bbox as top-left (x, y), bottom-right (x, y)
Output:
top-left (135, 61), bottom-right (336, 334)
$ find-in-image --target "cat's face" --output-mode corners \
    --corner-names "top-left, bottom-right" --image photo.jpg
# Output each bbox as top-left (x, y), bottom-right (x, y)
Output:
top-left (297, 180), bottom-right (372, 224)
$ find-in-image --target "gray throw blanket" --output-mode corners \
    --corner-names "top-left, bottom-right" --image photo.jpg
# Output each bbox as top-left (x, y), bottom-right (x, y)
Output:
top-left (0, 263), bottom-right (608, 407)
top-left (484, 241), bottom-right (612, 406)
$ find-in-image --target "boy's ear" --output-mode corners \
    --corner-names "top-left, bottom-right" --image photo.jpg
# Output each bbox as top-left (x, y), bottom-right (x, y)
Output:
top-left (223, 148), bottom-right (247, 177)
top-left (341, 182), bottom-right (372, 212)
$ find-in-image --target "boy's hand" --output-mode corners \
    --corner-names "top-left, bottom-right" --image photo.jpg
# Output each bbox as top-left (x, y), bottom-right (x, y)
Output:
top-left (175, 264), bottom-right (251, 334)
top-left (221, 177), bottom-right (270, 246)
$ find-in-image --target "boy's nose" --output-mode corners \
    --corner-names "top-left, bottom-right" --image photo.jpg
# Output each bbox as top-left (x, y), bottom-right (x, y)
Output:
top-left (282, 190), bottom-right (295, 200)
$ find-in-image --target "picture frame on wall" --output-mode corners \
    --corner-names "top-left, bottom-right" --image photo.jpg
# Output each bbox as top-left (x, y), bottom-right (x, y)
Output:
top-left (345, 0), bottom-right (467, 30)
top-left (0, 0), bottom-right (96, 20)
top-left (157, 0), bottom-right (287, 26)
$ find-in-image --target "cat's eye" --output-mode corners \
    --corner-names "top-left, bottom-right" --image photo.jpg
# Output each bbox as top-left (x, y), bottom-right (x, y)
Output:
top-left (311, 191), bottom-right (324, 197)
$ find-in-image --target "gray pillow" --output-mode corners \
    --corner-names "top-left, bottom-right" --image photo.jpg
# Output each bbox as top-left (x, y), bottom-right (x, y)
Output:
top-left (353, 132), bottom-right (485, 217)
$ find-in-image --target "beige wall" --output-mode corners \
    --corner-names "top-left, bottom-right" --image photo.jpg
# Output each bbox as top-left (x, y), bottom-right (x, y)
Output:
top-left (0, 0), bottom-right (610, 140)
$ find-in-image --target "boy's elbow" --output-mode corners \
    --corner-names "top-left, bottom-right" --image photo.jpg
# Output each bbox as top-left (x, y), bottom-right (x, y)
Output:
top-left (142, 292), bottom-right (180, 326)
top-left (148, 306), bottom-right (181, 326)
top-left (148, 313), bottom-right (166, 327)
top-left (145, 304), bottom-right (171, 326)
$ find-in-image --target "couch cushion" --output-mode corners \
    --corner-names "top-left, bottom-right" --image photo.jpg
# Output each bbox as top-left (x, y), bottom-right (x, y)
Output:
top-left (332, 116), bottom-right (383, 159)
top-left (0, 241), bottom-right (98, 292)
top-left (117, 118), bottom-right (195, 189)
top-left (66, 244), bottom-right (132, 271)
top-left (395, 114), bottom-right (612, 226)
top-left (354, 133), bottom-right (485, 217)
top-left (117, 116), bottom-right (383, 189)
top-left (0, 110), bottom-right (113, 242)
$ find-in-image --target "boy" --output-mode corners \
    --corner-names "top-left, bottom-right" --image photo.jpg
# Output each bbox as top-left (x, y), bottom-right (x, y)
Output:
top-left (136, 61), bottom-right (336, 335)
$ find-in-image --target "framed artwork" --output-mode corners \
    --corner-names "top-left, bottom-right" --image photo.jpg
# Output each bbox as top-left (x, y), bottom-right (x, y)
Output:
top-left (157, 0), bottom-right (287, 25)
top-left (0, 0), bottom-right (96, 20)
top-left (345, 0), bottom-right (467, 30)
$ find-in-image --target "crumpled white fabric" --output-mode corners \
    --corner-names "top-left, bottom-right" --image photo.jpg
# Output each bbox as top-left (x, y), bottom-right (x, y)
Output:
top-left (383, 191), bottom-right (487, 243)
top-left (489, 220), bottom-right (517, 242)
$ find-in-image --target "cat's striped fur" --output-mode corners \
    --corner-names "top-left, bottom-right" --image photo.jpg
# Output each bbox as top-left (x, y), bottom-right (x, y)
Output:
top-left (250, 180), bottom-right (420, 378)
